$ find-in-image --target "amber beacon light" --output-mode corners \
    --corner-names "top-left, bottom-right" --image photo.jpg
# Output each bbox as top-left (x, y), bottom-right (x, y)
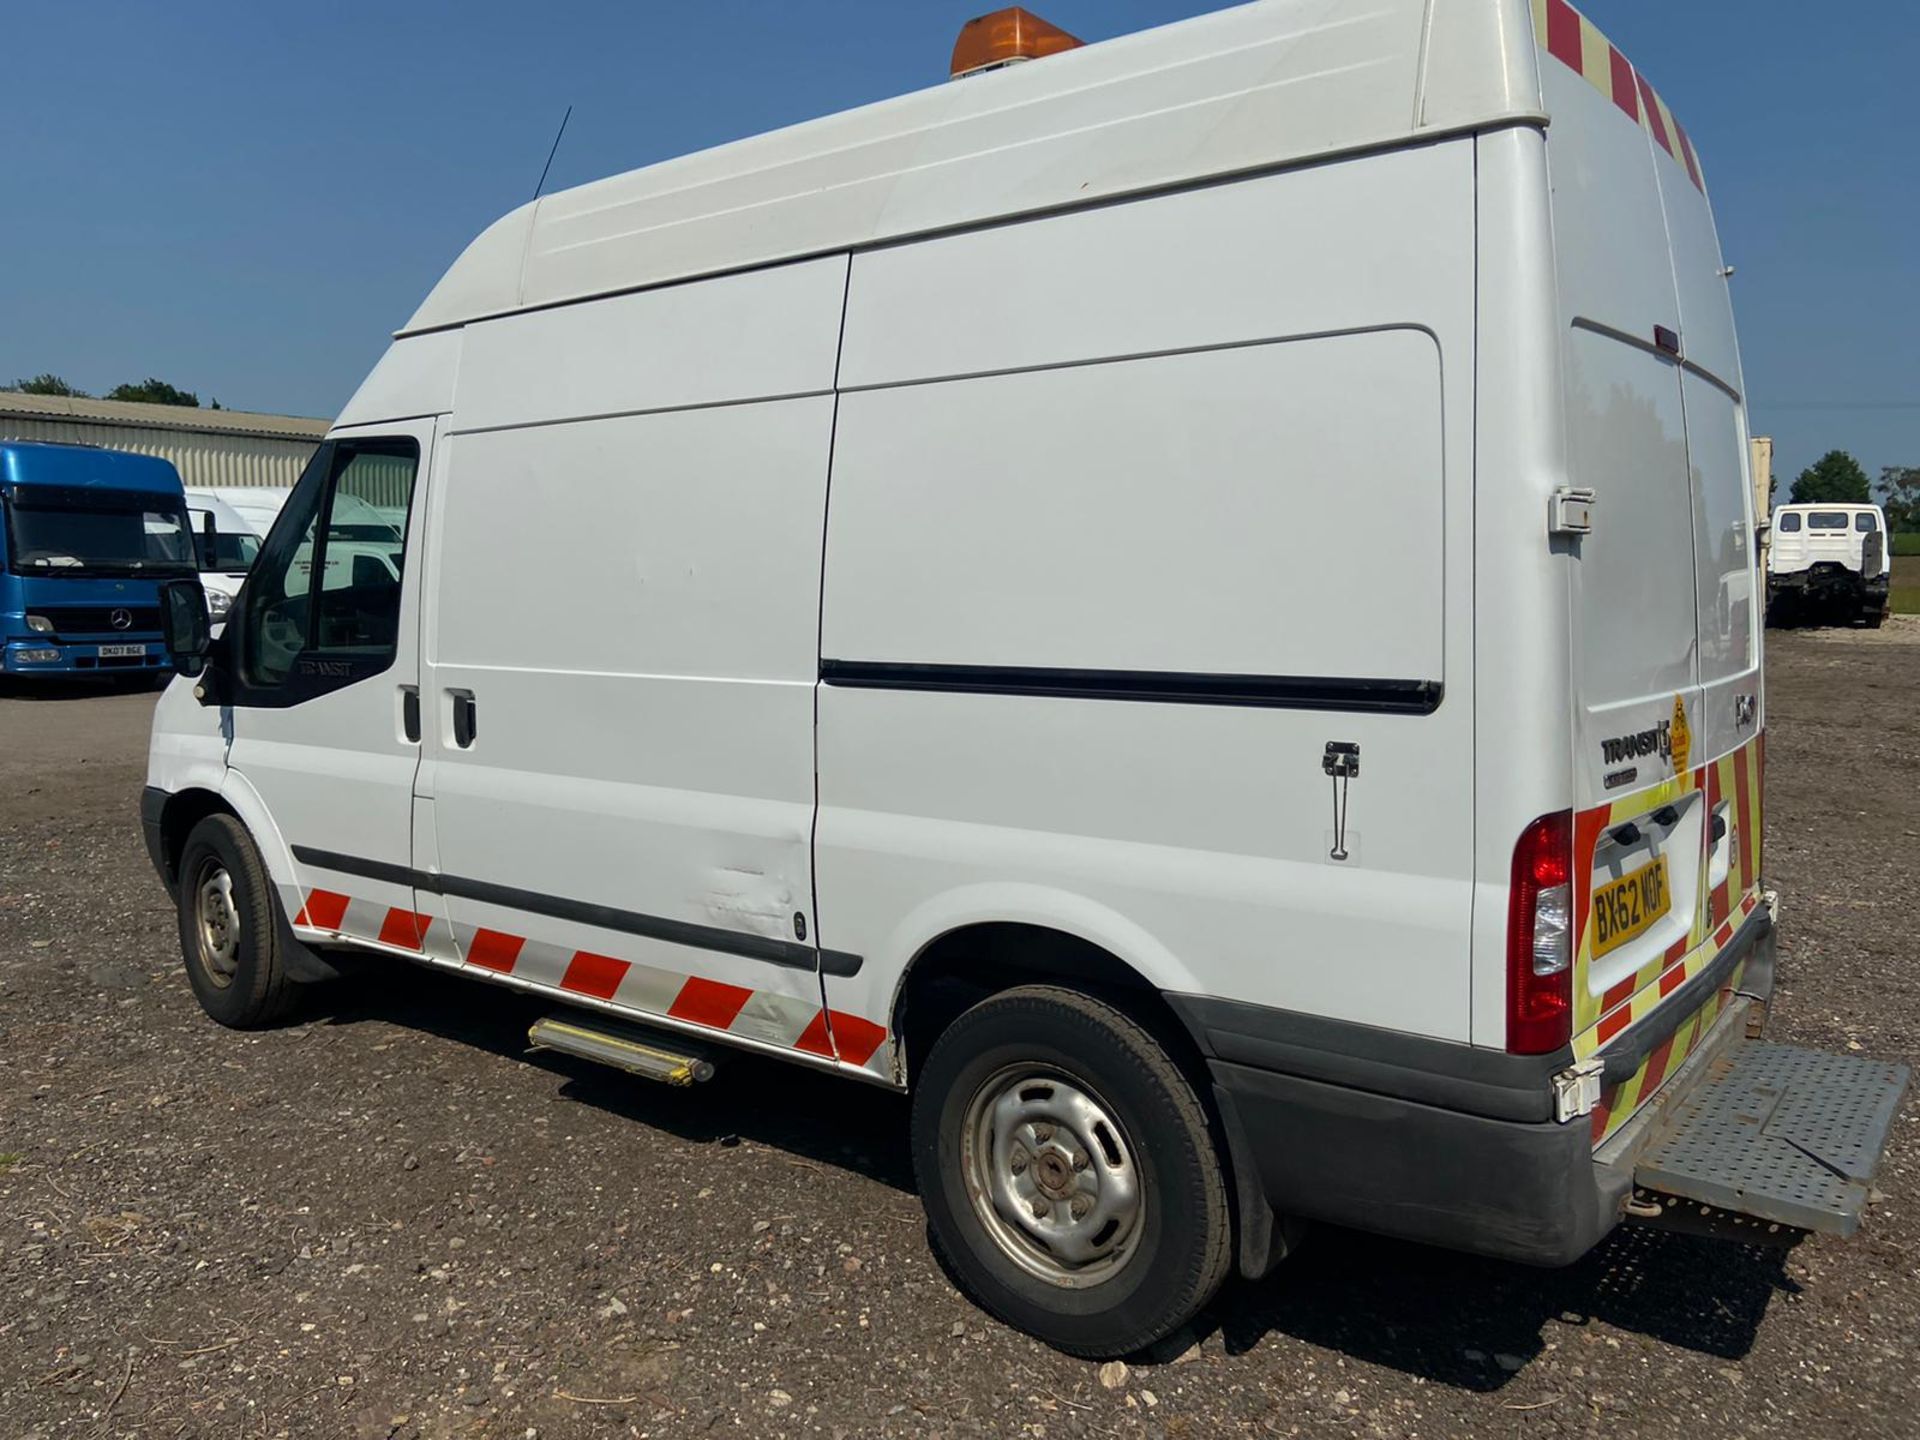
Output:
top-left (950, 7), bottom-right (1085, 79)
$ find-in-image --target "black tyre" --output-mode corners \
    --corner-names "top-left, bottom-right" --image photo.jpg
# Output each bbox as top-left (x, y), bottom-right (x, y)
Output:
top-left (174, 813), bottom-right (301, 1028)
top-left (1864, 610), bottom-right (1886, 629)
top-left (910, 985), bottom-right (1232, 1357)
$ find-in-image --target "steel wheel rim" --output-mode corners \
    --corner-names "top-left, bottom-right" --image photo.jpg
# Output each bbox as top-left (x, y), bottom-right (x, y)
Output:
top-left (961, 1064), bottom-right (1145, 1289)
top-left (193, 863), bottom-right (240, 988)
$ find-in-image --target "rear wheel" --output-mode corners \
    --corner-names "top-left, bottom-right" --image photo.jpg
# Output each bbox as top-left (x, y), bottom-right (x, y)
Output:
top-left (175, 813), bottom-right (300, 1028)
top-left (910, 985), bottom-right (1232, 1357)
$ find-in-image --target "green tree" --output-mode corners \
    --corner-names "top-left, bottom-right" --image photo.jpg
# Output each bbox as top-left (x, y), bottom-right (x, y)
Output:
top-left (10, 373), bottom-right (89, 397)
top-left (105, 377), bottom-right (200, 407)
top-left (1789, 449), bottom-right (1871, 504)
top-left (1879, 465), bottom-right (1920, 532)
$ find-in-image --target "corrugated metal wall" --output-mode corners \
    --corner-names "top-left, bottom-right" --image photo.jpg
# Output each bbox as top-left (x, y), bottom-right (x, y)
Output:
top-left (0, 417), bottom-right (320, 489)
top-left (342, 452), bottom-right (417, 511)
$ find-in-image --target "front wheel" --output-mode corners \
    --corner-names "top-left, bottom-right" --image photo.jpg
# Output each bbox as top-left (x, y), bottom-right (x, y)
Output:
top-left (910, 986), bottom-right (1232, 1357)
top-left (174, 813), bottom-right (301, 1028)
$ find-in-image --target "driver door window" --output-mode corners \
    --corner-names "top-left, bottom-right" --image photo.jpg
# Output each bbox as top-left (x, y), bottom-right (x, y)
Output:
top-left (239, 439), bottom-right (419, 698)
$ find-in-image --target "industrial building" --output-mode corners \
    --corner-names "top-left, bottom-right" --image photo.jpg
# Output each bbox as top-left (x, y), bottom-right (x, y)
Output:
top-left (0, 389), bottom-right (326, 489)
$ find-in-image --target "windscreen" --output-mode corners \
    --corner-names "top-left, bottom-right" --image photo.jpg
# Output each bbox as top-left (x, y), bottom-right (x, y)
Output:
top-left (3, 486), bottom-right (197, 576)
top-left (191, 523), bottom-right (261, 573)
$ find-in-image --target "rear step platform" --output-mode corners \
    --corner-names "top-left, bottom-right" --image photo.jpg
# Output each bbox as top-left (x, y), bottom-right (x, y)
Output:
top-left (1632, 1041), bottom-right (1910, 1236)
top-left (528, 1014), bottom-right (717, 1086)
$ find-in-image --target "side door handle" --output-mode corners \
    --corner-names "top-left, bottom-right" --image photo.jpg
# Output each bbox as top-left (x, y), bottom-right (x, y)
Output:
top-left (400, 686), bottom-right (421, 744)
top-left (449, 689), bottom-right (477, 749)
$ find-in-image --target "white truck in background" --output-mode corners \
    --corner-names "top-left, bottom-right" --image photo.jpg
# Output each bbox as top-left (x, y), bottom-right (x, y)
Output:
top-left (1768, 503), bottom-right (1892, 627)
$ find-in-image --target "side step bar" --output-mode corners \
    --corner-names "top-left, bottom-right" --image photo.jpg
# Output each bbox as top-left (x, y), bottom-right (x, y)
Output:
top-left (528, 1015), bottom-right (717, 1087)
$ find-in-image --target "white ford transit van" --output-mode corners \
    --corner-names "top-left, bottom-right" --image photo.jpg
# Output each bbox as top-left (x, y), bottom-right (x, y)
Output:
top-left (142, 0), bottom-right (1907, 1356)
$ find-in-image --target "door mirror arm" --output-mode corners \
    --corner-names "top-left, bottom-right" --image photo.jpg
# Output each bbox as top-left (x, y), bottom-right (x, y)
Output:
top-left (191, 628), bottom-right (234, 707)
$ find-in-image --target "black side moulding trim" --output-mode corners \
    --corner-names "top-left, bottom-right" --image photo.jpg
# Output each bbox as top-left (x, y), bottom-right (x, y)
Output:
top-left (290, 846), bottom-right (862, 978)
top-left (820, 660), bottom-right (1442, 715)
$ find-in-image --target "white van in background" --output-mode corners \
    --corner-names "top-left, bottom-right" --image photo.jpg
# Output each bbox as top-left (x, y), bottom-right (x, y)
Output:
top-left (1768, 503), bottom-right (1892, 627)
top-left (138, 0), bottom-right (1907, 1357)
top-left (195, 485), bottom-right (293, 540)
top-left (183, 489), bottom-right (261, 624)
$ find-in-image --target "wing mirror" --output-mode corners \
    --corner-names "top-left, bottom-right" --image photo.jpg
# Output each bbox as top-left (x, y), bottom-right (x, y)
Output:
top-left (159, 578), bottom-right (211, 677)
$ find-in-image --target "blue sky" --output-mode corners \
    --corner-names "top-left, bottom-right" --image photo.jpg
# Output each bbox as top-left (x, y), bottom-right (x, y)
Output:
top-left (2, 1), bottom-right (1913, 488)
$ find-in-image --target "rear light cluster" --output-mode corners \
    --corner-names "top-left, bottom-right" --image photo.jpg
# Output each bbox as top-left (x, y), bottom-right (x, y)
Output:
top-left (1507, 811), bottom-right (1573, 1054)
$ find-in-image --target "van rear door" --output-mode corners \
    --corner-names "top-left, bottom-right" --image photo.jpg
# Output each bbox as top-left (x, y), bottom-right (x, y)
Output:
top-left (1537, 1), bottom-right (1763, 1141)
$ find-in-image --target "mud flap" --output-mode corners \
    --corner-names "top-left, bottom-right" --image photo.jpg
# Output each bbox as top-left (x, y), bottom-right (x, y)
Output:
top-left (1631, 1041), bottom-right (1910, 1236)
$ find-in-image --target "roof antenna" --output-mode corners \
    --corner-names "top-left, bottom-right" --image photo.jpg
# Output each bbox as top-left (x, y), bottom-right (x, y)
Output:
top-left (532, 105), bottom-right (573, 201)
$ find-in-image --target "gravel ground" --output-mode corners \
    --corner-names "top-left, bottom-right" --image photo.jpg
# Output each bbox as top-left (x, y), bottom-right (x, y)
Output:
top-left (1, 625), bottom-right (1915, 1440)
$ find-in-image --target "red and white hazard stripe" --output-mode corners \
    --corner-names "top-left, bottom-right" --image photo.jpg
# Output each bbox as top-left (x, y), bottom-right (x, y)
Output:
top-left (1532, 0), bottom-right (1706, 193)
top-left (286, 886), bottom-right (892, 1075)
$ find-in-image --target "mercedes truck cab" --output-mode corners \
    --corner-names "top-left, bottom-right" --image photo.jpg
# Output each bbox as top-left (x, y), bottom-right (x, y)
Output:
top-left (1, 441), bottom-right (195, 682)
top-left (138, 0), bottom-right (1908, 1357)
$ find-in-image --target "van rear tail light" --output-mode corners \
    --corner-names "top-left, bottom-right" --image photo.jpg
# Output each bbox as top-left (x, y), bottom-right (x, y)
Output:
top-left (1507, 811), bottom-right (1573, 1054)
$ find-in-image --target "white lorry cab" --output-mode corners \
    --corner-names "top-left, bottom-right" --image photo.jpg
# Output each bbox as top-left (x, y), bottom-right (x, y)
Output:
top-left (195, 485), bottom-right (294, 541)
top-left (141, 1), bottom-right (1908, 1356)
top-left (1767, 502), bottom-right (1893, 627)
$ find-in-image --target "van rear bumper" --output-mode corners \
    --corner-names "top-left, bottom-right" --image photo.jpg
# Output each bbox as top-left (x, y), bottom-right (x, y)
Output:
top-left (1210, 1058), bottom-right (1627, 1265)
top-left (1168, 913), bottom-right (1777, 1270)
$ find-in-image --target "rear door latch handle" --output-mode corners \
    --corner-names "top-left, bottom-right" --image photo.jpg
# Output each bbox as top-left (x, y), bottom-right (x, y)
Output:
top-left (1323, 742), bottom-right (1360, 862)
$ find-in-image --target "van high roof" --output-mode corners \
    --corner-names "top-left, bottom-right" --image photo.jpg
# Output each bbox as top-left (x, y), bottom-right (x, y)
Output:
top-left (405, 0), bottom-right (1589, 336)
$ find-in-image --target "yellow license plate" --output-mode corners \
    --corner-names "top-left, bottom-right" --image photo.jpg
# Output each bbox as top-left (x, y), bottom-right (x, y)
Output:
top-left (1592, 856), bottom-right (1672, 958)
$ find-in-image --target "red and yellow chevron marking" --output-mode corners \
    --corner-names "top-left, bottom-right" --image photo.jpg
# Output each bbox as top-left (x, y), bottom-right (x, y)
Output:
top-left (1530, 0), bottom-right (1705, 192)
top-left (1572, 732), bottom-right (1763, 1051)
top-left (285, 886), bottom-right (892, 1075)
top-left (1590, 954), bottom-right (1747, 1145)
top-left (1571, 727), bottom-right (1764, 1139)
